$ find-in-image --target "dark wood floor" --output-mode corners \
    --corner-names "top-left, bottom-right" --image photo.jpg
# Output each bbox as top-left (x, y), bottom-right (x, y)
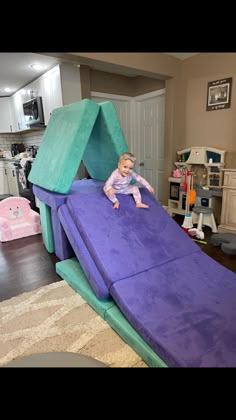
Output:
top-left (173, 215), bottom-right (236, 274)
top-left (0, 235), bottom-right (61, 302)
top-left (0, 218), bottom-right (236, 302)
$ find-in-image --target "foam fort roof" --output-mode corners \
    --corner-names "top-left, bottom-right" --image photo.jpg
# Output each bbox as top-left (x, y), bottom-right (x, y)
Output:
top-left (29, 99), bottom-right (128, 194)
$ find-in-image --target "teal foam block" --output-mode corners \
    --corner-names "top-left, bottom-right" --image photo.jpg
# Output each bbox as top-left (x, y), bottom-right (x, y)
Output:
top-left (28, 99), bottom-right (100, 193)
top-left (38, 200), bottom-right (54, 253)
top-left (105, 307), bottom-right (167, 368)
top-left (56, 258), bottom-right (167, 367)
top-left (83, 101), bottom-right (128, 181)
top-left (56, 258), bottom-right (114, 319)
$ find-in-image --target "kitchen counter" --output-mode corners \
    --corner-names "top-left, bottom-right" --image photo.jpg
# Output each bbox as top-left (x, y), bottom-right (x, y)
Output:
top-left (0, 158), bottom-right (20, 163)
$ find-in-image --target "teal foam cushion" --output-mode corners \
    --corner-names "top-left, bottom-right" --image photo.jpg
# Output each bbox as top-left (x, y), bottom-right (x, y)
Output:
top-left (28, 99), bottom-right (100, 193)
top-left (56, 258), bottom-right (167, 367)
top-left (56, 258), bottom-right (114, 319)
top-left (83, 101), bottom-right (128, 181)
top-left (38, 201), bottom-right (54, 253)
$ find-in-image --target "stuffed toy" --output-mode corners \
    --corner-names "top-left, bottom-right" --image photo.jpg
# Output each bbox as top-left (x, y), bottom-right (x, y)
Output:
top-left (0, 196), bottom-right (41, 242)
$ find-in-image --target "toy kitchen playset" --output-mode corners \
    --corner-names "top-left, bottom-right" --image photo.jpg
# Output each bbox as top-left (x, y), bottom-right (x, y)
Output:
top-left (168, 146), bottom-right (225, 225)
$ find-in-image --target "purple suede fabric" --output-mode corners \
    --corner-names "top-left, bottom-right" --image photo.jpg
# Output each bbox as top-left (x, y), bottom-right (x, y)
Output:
top-left (33, 179), bottom-right (104, 210)
top-left (58, 204), bottom-right (110, 300)
top-left (51, 208), bottom-right (75, 260)
top-left (64, 187), bottom-right (236, 366)
top-left (33, 179), bottom-right (104, 260)
top-left (111, 252), bottom-right (236, 367)
top-left (66, 188), bottom-right (199, 287)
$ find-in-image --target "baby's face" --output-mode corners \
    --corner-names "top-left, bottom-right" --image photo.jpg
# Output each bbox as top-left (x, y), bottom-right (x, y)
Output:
top-left (118, 158), bottom-right (134, 177)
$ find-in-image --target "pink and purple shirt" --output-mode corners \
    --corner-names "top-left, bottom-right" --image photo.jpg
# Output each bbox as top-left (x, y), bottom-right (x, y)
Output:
top-left (104, 169), bottom-right (151, 193)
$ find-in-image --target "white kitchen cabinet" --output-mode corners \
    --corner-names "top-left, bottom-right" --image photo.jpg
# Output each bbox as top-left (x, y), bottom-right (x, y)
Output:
top-left (0, 168), bottom-right (9, 195)
top-left (5, 162), bottom-right (19, 196)
top-left (41, 64), bottom-right (63, 125)
top-left (0, 97), bottom-right (14, 132)
top-left (0, 161), bottom-right (20, 196)
top-left (26, 78), bottom-right (42, 101)
top-left (11, 90), bottom-right (28, 132)
top-left (2, 63), bottom-right (78, 133)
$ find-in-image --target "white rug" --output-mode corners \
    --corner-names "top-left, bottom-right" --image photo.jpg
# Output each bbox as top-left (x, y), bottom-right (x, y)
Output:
top-left (0, 280), bottom-right (147, 367)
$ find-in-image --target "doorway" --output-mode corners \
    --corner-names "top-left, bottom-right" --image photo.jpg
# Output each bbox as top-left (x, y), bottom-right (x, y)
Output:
top-left (91, 89), bottom-right (165, 204)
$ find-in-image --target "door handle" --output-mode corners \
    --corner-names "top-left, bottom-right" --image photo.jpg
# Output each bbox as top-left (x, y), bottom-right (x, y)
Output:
top-left (139, 162), bottom-right (144, 166)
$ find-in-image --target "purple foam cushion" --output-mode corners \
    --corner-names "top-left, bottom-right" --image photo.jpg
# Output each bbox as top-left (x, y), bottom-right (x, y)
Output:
top-left (33, 179), bottom-right (104, 210)
top-left (58, 204), bottom-right (110, 300)
top-left (111, 252), bottom-right (236, 367)
top-left (66, 188), bottom-right (199, 288)
top-left (51, 208), bottom-right (75, 260)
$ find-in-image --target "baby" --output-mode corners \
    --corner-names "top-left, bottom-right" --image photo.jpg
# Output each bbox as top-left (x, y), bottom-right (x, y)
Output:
top-left (103, 152), bottom-right (154, 209)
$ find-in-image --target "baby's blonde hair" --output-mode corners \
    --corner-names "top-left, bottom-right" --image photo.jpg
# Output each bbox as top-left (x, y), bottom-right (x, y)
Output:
top-left (119, 152), bottom-right (136, 163)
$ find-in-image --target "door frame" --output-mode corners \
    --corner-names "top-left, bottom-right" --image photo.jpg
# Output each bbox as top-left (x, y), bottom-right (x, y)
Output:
top-left (91, 89), bottom-right (165, 158)
top-left (130, 88), bottom-right (165, 164)
top-left (91, 91), bottom-right (132, 148)
top-left (91, 89), bottom-right (166, 201)
top-left (91, 92), bottom-right (131, 101)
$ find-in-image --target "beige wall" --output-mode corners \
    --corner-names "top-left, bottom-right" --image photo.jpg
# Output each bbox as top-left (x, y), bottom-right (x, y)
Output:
top-left (80, 65), bottom-right (91, 99)
top-left (72, 52), bottom-right (236, 151)
top-left (90, 70), bottom-right (134, 96)
top-left (60, 63), bottom-right (82, 105)
top-left (163, 53), bottom-right (236, 204)
top-left (163, 53), bottom-right (236, 202)
top-left (176, 53), bottom-right (236, 154)
top-left (134, 76), bottom-right (165, 96)
top-left (89, 69), bottom-right (165, 97)
top-left (67, 53), bottom-right (236, 203)
top-left (68, 52), bottom-right (180, 79)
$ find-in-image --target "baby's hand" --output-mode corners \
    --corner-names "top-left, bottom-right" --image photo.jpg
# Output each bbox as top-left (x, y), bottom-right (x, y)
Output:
top-left (147, 186), bottom-right (155, 194)
top-left (113, 201), bottom-right (120, 209)
top-left (107, 188), bottom-right (116, 198)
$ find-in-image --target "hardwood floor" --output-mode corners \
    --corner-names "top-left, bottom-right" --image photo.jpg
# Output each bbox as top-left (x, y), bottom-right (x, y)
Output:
top-left (0, 218), bottom-right (236, 302)
top-left (173, 215), bottom-right (236, 273)
top-left (0, 235), bottom-right (60, 302)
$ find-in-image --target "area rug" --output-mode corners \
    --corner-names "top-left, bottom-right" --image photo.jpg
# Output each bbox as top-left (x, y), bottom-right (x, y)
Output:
top-left (0, 280), bottom-right (147, 367)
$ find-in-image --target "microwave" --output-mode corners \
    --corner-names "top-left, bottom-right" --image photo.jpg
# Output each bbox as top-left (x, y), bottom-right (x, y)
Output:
top-left (23, 96), bottom-right (45, 127)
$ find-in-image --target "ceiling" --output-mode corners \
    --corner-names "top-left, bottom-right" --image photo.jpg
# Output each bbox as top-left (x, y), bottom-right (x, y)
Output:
top-left (0, 52), bottom-right (199, 97)
top-left (0, 53), bottom-right (64, 97)
top-left (164, 53), bottom-right (199, 60)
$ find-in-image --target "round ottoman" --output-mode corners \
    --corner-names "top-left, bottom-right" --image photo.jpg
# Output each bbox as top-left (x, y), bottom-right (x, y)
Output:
top-left (3, 352), bottom-right (108, 367)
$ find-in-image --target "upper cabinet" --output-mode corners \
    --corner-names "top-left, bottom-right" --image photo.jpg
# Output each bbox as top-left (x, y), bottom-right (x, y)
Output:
top-left (11, 90), bottom-right (29, 131)
top-left (1, 63), bottom-right (80, 133)
top-left (0, 97), bottom-right (14, 132)
top-left (41, 65), bottom-right (63, 125)
top-left (9, 66), bottom-right (63, 132)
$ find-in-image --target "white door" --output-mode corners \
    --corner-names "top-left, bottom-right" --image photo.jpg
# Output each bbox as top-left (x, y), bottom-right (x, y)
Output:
top-left (132, 90), bottom-right (165, 204)
top-left (91, 92), bottom-right (132, 149)
top-left (91, 90), bottom-right (165, 203)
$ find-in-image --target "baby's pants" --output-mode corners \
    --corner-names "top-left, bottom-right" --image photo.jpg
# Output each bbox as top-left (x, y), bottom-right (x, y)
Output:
top-left (104, 185), bottom-right (142, 204)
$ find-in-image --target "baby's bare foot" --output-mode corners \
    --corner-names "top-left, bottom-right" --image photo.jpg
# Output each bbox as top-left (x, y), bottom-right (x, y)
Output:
top-left (136, 202), bottom-right (149, 209)
top-left (113, 201), bottom-right (119, 209)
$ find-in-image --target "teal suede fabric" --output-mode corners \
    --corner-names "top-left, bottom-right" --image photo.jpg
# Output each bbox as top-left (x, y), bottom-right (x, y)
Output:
top-left (28, 99), bottom-right (100, 193)
top-left (83, 101), bottom-right (128, 181)
top-left (29, 99), bottom-right (129, 192)
top-left (56, 258), bottom-right (167, 367)
top-left (56, 258), bottom-right (114, 319)
top-left (38, 201), bottom-right (54, 253)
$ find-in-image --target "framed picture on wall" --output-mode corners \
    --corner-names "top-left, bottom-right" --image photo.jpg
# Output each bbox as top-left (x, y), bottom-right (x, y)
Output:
top-left (206, 77), bottom-right (232, 111)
